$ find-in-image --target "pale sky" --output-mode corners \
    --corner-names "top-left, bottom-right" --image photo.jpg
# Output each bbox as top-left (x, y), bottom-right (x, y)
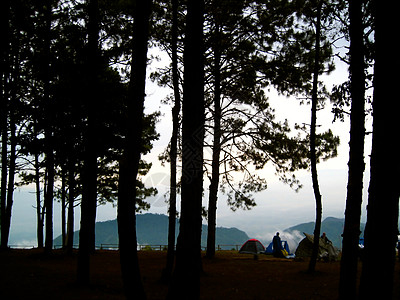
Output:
top-left (8, 45), bottom-right (375, 247)
top-left (138, 51), bottom-right (373, 239)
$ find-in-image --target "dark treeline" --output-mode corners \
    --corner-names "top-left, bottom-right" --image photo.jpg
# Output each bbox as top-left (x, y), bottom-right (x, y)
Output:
top-left (0, 0), bottom-right (398, 299)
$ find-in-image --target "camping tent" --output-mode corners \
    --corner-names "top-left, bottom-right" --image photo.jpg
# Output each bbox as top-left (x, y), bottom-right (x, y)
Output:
top-left (265, 240), bottom-right (291, 255)
top-left (295, 232), bottom-right (339, 261)
top-left (239, 239), bottom-right (265, 254)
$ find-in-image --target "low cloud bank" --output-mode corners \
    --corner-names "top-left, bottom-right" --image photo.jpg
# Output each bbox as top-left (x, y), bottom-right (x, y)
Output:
top-left (256, 230), bottom-right (304, 254)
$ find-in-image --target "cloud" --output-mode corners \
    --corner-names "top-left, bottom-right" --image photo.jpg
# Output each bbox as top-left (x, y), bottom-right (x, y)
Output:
top-left (281, 230), bottom-right (304, 253)
top-left (8, 237), bottom-right (37, 248)
top-left (254, 229), bottom-right (304, 254)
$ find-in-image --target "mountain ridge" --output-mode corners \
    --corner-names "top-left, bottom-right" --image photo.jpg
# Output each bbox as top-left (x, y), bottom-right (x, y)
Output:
top-left (284, 216), bottom-right (365, 249)
top-left (53, 215), bottom-right (370, 250)
top-left (54, 213), bottom-right (250, 249)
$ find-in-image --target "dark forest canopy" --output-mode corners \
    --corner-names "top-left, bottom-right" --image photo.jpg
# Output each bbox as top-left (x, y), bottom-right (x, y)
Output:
top-left (1, 0), bottom-right (398, 299)
top-left (1, 0), bottom-right (344, 248)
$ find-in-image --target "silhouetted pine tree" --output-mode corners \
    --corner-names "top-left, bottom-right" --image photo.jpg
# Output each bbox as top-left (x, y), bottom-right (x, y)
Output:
top-left (308, 0), bottom-right (323, 274)
top-left (359, 0), bottom-right (400, 298)
top-left (77, 0), bottom-right (100, 284)
top-left (117, 0), bottom-right (152, 298)
top-left (167, 0), bottom-right (205, 298)
top-left (339, 0), bottom-right (366, 298)
top-left (163, 0), bottom-right (181, 281)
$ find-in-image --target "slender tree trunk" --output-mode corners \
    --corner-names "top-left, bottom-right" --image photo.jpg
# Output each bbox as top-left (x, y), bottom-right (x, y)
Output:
top-left (1, 27), bottom-right (21, 248)
top-left (0, 0), bottom-right (10, 251)
top-left (163, 0), bottom-right (181, 282)
top-left (61, 168), bottom-right (67, 247)
top-left (32, 113), bottom-right (44, 249)
top-left (41, 0), bottom-right (54, 255)
top-left (44, 140), bottom-right (54, 253)
top-left (167, 0), bottom-right (205, 298)
top-left (0, 0), bottom-right (9, 141)
top-left (0, 112), bottom-right (8, 250)
top-left (3, 113), bottom-right (16, 248)
top-left (117, 0), bottom-right (152, 298)
top-left (0, 1), bottom-right (9, 249)
top-left (43, 127), bottom-right (54, 252)
top-left (77, 0), bottom-right (100, 285)
top-left (35, 151), bottom-right (44, 249)
top-left (359, 1), bottom-right (400, 298)
top-left (338, 0), bottom-right (366, 298)
top-left (308, 0), bottom-right (322, 274)
top-left (66, 162), bottom-right (75, 252)
top-left (84, 0), bottom-right (99, 254)
top-left (206, 19), bottom-right (222, 259)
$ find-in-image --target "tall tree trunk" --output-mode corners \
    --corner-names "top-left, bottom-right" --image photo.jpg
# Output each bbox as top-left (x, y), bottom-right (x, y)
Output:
top-left (206, 19), bottom-right (222, 259)
top-left (3, 112), bottom-right (16, 248)
top-left (77, 0), bottom-right (99, 285)
top-left (0, 0), bottom-right (10, 251)
top-left (1, 24), bottom-right (20, 248)
top-left (0, 112), bottom-right (8, 250)
top-left (359, 1), bottom-right (400, 298)
top-left (61, 168), bottom-right (67, 247)
top-left (117, 0), bottom-right (152, 298)
top-left (308, 0), bottom-right (322, 274)
top-left (338, 0), bottom-right (366, 298)
top-left (35, 151), bottom-right (44, 249)
top-left (66, 161), bottom-right (75, 253)
top-left (44, 139), bottom-right (54, 253)
top-left (0, 0), bottom-right (9, 142)
top-left (41, 0), bottom-right (54, 255)
top-left (163, 0), bottom-right (181, 282)
top-left (0, 0), bottom-right (10, 248)
top-left (167, 0), bottom-right (205, 298)
top-left (32, 113), bottom-right (44, 249)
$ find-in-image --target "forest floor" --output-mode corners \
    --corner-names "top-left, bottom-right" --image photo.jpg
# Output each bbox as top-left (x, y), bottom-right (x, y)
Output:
top-left (1, 249), bottom-right (399, 299)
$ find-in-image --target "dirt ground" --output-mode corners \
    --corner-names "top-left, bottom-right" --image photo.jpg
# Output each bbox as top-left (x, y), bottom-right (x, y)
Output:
top-left (0, 249), bottom-right (399, 299)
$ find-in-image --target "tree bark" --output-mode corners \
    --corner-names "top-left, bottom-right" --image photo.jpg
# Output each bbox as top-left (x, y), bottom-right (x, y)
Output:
top-left (167, 0), bottom-right (205, 298)
top-left (44, 135), bottom-right (54, 253)
top-left (61, 168), bottom-right (67, 247)
top-left (0, 102), bottom-right (8, 250)
top-left (163, 0), bottom-right (181, 282)
top-left (2, 24), bottom-right (22, 248)
top-left (0, 0), bottom-right (10, 251)
top-left (308, 0), bottom-right (322, 274)
top-left (338, 0), bottom-right (366, 298)
top-left (39, 0), bottom-right (54, 255)
top-left (3, 112), bottom-right (16, 248)
top-left (77, 0), bottom-right (99, 285)
top-left (35, 151), bottom-right (44, 249)
top-left (117, 0), bottom-right (152, 299)
top-left (66, 162), bottom-right (75, 253)
top-left (206, 18), bottom-right (222, 259)
top-left (359, 1), bottom-right (400, 298)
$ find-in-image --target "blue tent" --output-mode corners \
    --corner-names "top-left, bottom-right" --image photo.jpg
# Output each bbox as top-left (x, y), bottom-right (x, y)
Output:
top-left (265, 240), bottom-right (291, 255)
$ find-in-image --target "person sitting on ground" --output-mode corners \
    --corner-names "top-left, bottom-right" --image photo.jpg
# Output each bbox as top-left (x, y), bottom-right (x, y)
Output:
top-left (320, 232), bottom-right (338, 261)
top-left (321, 232), bottom-right (331, 244)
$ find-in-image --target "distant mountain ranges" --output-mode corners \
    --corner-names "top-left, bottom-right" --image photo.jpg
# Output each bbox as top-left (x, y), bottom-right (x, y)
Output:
top-left (284, 217), bottom-right (365, 249)
top-left (54, 213), bottom-right (249, 249)
top-left (54, 213), bottom-right (365, 250)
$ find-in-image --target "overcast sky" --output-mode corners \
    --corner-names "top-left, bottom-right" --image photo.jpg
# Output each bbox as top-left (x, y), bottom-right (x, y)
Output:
top-left (9, 46), bottom-right (376, 247)
top-left (137, 52), bottom-right (373, 239)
